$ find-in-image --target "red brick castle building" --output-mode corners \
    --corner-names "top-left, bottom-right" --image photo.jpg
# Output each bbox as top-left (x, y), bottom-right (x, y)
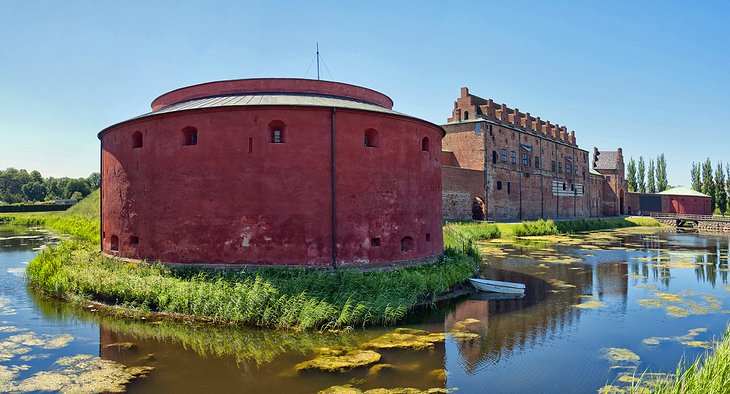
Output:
top-left (441, 87), bottom-right (627, 221)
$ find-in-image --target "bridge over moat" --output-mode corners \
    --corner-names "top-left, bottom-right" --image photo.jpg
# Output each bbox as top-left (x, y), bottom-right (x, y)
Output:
top-left (650, 213), bottom-right (730, 233)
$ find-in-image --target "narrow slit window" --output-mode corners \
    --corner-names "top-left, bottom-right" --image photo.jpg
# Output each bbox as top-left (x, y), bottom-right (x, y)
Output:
top-left (132, 131), bottom-right (143, 149)
top-left (364, 128), bottom-right (379, 147)
top-left (269, 120), bottom-right (287, 143)
top-left (248, 138), bottom-right (253, 154)
top-left (110, 235), bottom-right (119, 251)
top-left (182, 127), bottom-right (198, 146)
top-left (400, 236), bottom-right (413, 253)
top-left (426, 233), bottom-right (431, 242)
top-left (421, 137), bottom-right (430, 152)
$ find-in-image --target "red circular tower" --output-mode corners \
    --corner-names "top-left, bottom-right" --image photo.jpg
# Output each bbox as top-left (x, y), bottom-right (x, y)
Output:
top-left (99, 78), bottom-right (444, 267)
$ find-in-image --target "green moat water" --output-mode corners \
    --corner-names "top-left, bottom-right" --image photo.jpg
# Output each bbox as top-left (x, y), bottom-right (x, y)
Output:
top-left (1, 226), bottom-right (729, 393)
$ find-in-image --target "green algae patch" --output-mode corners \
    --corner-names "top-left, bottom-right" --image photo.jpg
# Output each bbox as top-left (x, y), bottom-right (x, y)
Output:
top-left (666, 305), bottom-right (690, 317)
top-left (296, 348), bottom-right (381, 372)
top-left (548, 279), bottom-right (576, 289)
top-left (642, 337), bottom-right (664, 345)
top-left (598, 385), bottom-right (627, 394)
top-left (1, 354), bottom-right (153, 393)
top-left (319, 385), bottom-right (363, 394)
top-left (0, 325), bottom-right (26, 333)
top-left (104, 342), bottom-right (138, 351)
top-left (367, 363), bottom-right (395, 376)
top-left (319, 387), bottom-right (449, 394)
top-left (361, 328), bottom-right (445, 350)
top-left (654, 292), bottom-right (685, 303)
top-left (679, 340), bottom-right (712, 348)
top-left (602, 347), bottom-right (640, 364)
top-left (572, 300), bottom-right (604, 309)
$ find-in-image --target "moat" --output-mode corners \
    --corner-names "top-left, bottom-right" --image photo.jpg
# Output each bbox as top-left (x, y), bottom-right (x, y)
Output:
top-left (1, 226), bottom-right (729, 393)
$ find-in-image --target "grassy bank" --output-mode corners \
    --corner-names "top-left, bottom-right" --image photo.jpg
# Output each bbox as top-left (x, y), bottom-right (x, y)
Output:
top-left (0, 190), bottom-right (100, 243)
top-left (629, 326), bottom-right (730, 393)
top-left (16, 190), bottom-right (480, 330)
top-left (511, 217), bottom-right (661, 237)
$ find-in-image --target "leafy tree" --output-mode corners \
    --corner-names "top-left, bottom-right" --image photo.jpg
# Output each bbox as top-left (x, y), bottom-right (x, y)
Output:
top-left (71, 191), bottom-right (84, 201)
top-left (64, 178), bottom-right (90, 199)
top-left (647, 159), bottom-right (656, 193)
top-left (21, 182), bottom-right (46, 202)
top-left (656, 154), bottom-right (668, 192)
top-left (637, 156), bottom-right (646, 193)
top-left (701, 158), bottom-right (715, 212)
top-left (626, 158), bottom-right (637, 192)
top-left (87, 172), bottom-right (100, 189)
top-left (691, 163), bottom-right (702, 192)
top-left (716, 162), bottom-right (727, 216)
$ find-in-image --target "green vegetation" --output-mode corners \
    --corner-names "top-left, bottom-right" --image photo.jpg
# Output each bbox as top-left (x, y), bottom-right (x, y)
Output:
top-left (509, 217), bottom-right (661, 237)
top-left (628, 326), bottom-right (730, 394)
top-left (0, 189), bottom-right (100, 243)
top-left (0, 167), bottom-right (99, 204)
top-left (17, 189), bottom-right (479, 330)
top-left (512, 219), bottom-right (559, 236)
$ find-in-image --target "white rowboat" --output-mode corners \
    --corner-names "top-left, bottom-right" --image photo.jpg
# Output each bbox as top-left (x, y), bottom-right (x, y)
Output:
top-left (468, 278), bottom-right (526, 294)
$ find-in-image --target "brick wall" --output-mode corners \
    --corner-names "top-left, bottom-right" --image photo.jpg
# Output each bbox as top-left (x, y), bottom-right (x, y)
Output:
top-left (442, 166), bottom-right (484, 220)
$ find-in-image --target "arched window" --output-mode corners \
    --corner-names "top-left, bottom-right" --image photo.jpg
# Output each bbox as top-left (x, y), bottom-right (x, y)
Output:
top-left (463, 111), bottom-right (469, 120)
top-left (269, 120), bottom-right (287, 143)
top-left (421, 137), bottom-right (430, 152)
top-left (132, 131), bottom-right (143, 149)
top-left (182, 127), bottom-right (198, 146)
top-left (400, 236), bottom-right (414, 253)
top-left (364, 128), bottom-right (379, 147)
top-left (110, 235), bottom-right (119, 251)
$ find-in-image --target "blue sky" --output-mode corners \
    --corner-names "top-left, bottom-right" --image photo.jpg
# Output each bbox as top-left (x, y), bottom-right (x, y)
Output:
top-left (1, 1), bottom-right (728, 185)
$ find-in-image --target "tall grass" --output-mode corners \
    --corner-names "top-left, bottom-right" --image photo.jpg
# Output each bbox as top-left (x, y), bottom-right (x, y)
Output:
top-left (25, 240), bottom-right (477, 329)
top-left (510, 217), bottom-right (662, 237)
top-left (512, 219), bottom-right (559, 236)
top-left (628, 325), bottom-right (730, 393)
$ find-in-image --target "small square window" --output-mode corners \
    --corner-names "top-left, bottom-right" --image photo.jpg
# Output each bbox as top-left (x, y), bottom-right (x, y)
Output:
top-left (130, 236), bottom-right (139, 245)
top-left (371, 237), bottom-right (381, 247)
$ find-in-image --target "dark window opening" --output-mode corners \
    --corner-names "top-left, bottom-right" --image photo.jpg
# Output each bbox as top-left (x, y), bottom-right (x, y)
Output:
top-left (371, 237), bottom-right (381, 247)
top-left (269, 120), bottom-right (288, 143)
top-left (571, 184), bottom-right (575, 191)
top-left (535, 156), bottom-right (540, 169)
top-left (426, 233), bottom-right (431, 242)
top-left (401, 236), bottom-right (414, 253)
top-left (507, 182), bottom-right (511, 194)
top-left (364, 128), bottom-right (379, 147)
top-left (552, 160), bottom-right (557, 171)
top-left (497, 180), bottom-right (502, 190)
top-left (248, 138), bottom-right (253, 154)
top-left (110, 235), bottom-right (119, 251)
top-left (492, 151), bottom-right (497, 164)
top-left (182, 127), bottom-right (198, 146)
top-left (132, 131), bottom-right (143, 149)
top-left (130, 236), bottom-right (139, 245)
top-left (522, 153), bottom-right (530, 166)
top-left (421, 137), bottom-right (430, 152)
top-left (463, 111), bottom-right (469, 120)
top-left (563, 183), bottom-right (566, 191)
top-left (102, 231), bottom-right (105, 239)
top-left (558, 162), bottom-right (563, 173)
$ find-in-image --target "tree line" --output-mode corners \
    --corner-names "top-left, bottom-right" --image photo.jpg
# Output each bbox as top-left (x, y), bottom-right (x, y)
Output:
top-left (626, 154), bottom-right (668, 194)
top-left (0, 167), bottom-right (100, 204)
top-left (690, 159), bottom-right (729, 215)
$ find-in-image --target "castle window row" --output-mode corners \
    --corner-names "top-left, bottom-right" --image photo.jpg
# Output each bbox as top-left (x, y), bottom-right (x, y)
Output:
top-left (127, 125), bottom-right (432, 154)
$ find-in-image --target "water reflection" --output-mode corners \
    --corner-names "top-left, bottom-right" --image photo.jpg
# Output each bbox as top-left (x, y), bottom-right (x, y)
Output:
top-left (2, 226), bottom-right (730, 393)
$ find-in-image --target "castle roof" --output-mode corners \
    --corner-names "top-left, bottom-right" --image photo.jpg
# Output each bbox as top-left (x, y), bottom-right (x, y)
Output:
top-left (658, 186), bottom-right (710, 198)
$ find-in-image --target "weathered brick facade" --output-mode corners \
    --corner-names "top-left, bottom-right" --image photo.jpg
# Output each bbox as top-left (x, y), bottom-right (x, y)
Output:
top-left (442, 87), bottom-right (624, 222)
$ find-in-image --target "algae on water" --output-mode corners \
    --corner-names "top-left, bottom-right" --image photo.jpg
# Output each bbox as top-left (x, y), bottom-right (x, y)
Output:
top-left (296, 348), bottom-right (381, 373)
top-left (362, 328), bottom-right (445, 351)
